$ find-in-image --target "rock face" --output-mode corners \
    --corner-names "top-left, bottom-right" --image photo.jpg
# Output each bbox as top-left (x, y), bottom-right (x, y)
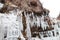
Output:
top-left (0, 0), bottom-right (44, 13)
top-left (0, 0), bottom-right (57, 40)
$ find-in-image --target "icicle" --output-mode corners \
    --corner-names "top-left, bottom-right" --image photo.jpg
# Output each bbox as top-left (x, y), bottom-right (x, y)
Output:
top-left (24, 13), bottom-right (32, 40)
top-left (17, 10), bottom-right (23, 31)
top-left (41, 15), bottom-right (45, 30)
top-left (32, 13), bottom-right (38, 27)
top-left (44, 21), bottom-right (49, 30)
top-left (16, 10), bottom-right (25, 40)
top-left (31, 12), bottom-right (35, 27)
top-left (40, 15), bottom-right (49, 30)
top-left (36, 16), bottom-right (40, 27)
top-left (29, 12), bottom-right (35, 27)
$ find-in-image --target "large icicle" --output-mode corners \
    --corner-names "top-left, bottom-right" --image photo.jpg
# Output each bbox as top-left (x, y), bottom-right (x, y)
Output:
top-left (41, 15), bottom-right (49, 30)
top-left (16, 10), bottom-right (25, 40)
top-left (36, 16), bottom-right (41, 27)
top-left (30, 12), bottom-right (35, 27)
top-left (41, 15), bottom-right (45, 30)
top-left (24, 13), bottom-right (32, 40)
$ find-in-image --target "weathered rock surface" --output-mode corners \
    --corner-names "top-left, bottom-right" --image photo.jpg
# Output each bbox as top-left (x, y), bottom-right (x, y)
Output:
top-left (0, 0), bottom-right (49, 14)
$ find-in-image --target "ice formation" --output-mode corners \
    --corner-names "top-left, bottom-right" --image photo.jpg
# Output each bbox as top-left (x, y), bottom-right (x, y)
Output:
top-left (0, 0), bottom-right (60, 40)
top-left (0, 9), bottom-right (60, 40)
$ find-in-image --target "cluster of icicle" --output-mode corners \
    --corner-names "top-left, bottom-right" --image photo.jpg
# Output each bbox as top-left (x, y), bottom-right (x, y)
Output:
top-left (24, 11), bottom-right (50, 40)
top-left (0, 9), bottom-right (60, 40)
top-left (24, 12), bottom-right (49, 30)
